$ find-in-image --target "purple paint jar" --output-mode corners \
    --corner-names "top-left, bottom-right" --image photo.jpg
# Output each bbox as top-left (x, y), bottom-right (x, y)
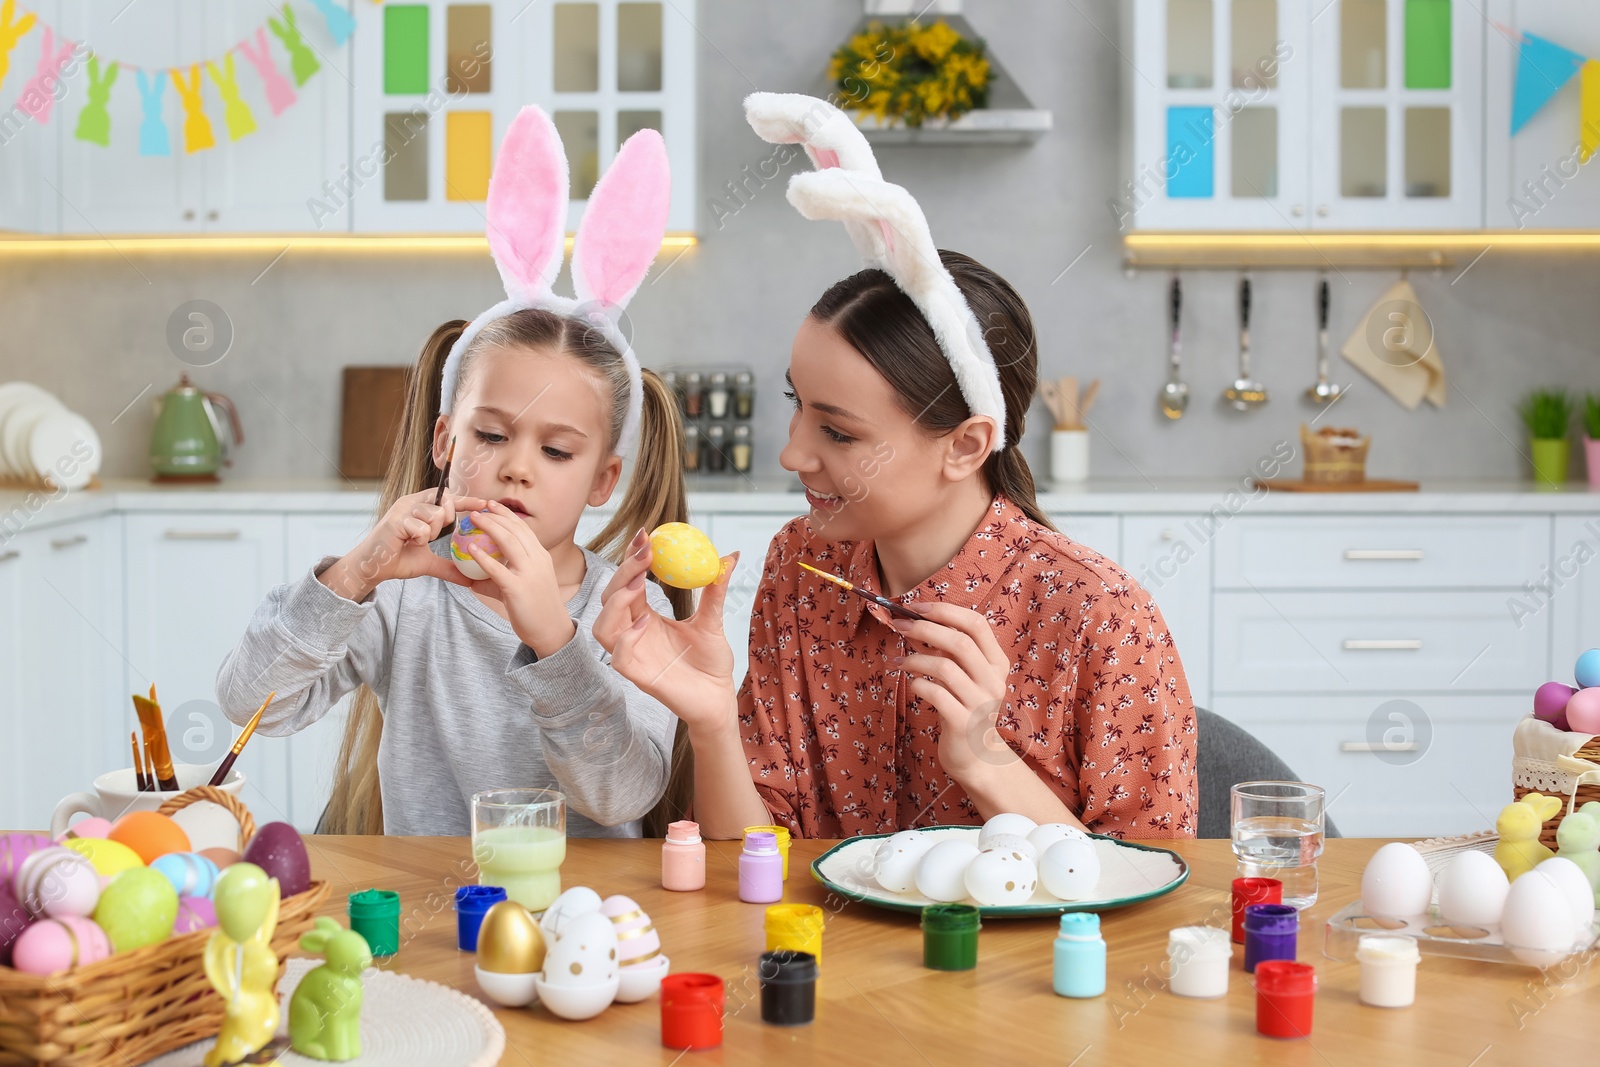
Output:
top-left (739, 832), bottom-right (784, 904)
top-left (1243, 903), bottom-right (1299, 973)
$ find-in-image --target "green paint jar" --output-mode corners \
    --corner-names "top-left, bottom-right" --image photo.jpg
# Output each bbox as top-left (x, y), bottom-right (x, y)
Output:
top-left (347, 888), bottom-right (400, 957)
top-left (921, 903), bottom-right (981, 971)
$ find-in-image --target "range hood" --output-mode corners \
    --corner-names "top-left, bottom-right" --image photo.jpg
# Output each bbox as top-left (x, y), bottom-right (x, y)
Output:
top-left (810, 0), bottom-right (1051, 145)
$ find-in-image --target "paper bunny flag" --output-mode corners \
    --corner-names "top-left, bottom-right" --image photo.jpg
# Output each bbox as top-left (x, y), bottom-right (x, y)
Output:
top-left (439, 105), bottom-right (669, 457)
top-left (743, 92), bottom-right (1008, 453)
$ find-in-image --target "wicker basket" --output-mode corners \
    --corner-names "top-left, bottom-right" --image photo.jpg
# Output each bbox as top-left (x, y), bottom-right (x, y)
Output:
top-left (1510, 726), bottom-right (1600, 851)
top-left (0, 786), bottom-right (329, 1067)
top-left (1300, 423), bottom-right (1370, 484)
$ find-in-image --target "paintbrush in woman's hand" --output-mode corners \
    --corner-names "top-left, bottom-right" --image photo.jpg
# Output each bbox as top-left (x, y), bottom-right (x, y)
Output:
top-left (797, 561), bottom-right (924, 621)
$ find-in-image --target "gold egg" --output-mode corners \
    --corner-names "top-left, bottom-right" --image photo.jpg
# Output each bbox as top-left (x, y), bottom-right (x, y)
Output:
top-left (476, 900), bottom-right (546, 974)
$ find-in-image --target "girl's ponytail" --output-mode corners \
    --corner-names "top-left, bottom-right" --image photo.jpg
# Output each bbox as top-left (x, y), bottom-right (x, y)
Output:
top-left (318, 319), bottom-right (465, 835)
top-left (584, 365), bottom-right (695, 838)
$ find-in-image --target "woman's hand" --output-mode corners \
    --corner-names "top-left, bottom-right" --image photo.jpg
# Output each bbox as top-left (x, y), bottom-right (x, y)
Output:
top-left (319, 488), bottom-right (490, 602)
top-left (459, 501), bottom-right (575, 657)
top-left (592, 528), bottom-right (741, 735)
top-left (891, 603), bottom-right (1017, 782)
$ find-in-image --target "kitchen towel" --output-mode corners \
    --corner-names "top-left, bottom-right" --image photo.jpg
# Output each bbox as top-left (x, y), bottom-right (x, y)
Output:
top-left (1340, 278), bottom-right (1446, 410)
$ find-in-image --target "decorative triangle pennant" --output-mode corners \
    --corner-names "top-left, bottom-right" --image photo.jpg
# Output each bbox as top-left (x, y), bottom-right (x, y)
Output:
top-left (1511, 33), bottom-right (1587, 135)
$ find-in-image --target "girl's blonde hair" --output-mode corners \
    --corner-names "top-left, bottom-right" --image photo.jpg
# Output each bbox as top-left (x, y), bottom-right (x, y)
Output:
top-left (318, 309), bottom-right (694, 837)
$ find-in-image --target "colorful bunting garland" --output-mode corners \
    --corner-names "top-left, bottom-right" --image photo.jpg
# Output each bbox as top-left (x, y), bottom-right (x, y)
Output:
top-left (0, 1), bottom-right (359, 153)
top-left (1510, 30), bottom-right (1600, 164)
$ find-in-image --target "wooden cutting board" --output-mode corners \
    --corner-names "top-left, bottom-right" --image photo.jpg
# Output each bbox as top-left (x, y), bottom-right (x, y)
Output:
top-left (340, 366), bottom-right (411, 480)
top-left (1254, 478), bottom-right (1420, 492)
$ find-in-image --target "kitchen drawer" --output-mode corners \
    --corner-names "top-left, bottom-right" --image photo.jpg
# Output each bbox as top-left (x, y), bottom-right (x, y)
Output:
top-left (1213, 695), bottom-right (1510, 838)
top-left (1213, 591), bottom-right (1547, 693)
top-left (1045, 513), bottom-right (1119, 561)
top-left (1214, 515), bottom-right (1550, 590)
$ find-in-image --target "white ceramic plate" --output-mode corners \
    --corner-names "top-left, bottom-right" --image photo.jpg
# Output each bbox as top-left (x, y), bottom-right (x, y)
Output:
top-left (2, 394), bottom-right (63, 477)
top-left (0, 382), bottom-right (58, 477)
top-left (28, 410), bottom-right (100, 489)
top-left (810, 825), bottom-right (1190, 918)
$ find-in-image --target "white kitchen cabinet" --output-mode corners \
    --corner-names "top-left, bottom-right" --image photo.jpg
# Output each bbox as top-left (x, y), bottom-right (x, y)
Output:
top-left (1048, 512), bottom-right (1120, 560)
top-left (1549, 515), bottom-right (1600, 682)
top-left (706, 511), bottom-right (794, 688)
top-left (54, 0), bottom-right (352, 234)
top-left (0, 0), bottom-right (62, 233)
top-left (282, 511), bottom-right (373, 832)
top-left (350, 0), bottom-right (696, 233)
top-left (3, 516), bottom-right (118, 832)
top-left (1484, 0), bottom-right (1600, 229)
top-left (123, 512), bottom-right (292, 826)
top-left (1125, 0), bottom-right (1484, 230)
top-left (0, 537), bottom-right (26, 827)
top-left (1122, 515), bottom-right (1212, 708)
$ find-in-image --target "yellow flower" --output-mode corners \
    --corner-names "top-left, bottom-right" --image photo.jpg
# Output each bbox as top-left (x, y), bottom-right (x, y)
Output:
top-left (912, 20), bottom-right (960, 63)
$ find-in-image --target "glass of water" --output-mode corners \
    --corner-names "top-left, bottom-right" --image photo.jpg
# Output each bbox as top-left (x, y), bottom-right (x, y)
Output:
top-left (1230, 781), bottom-right (1326, 908)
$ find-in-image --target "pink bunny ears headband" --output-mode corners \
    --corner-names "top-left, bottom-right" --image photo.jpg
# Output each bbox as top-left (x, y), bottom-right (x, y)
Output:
top-left (439, 106), bottom-right (670, 457)
top-left (743, 92), bottom-right (1008, 453)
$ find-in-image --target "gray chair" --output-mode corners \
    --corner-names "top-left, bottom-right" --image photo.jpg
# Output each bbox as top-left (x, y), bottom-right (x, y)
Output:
top-left (1197, 708), bottom-right (1341, 840)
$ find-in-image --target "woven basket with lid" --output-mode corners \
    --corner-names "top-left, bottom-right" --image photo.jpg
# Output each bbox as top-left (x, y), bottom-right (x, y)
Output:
top-left (0, 785), bottom-right (329, 1067)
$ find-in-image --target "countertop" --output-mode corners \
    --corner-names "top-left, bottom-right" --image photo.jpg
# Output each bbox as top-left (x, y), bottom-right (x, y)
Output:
top-left (6, 476), bottom-right (1600, 529)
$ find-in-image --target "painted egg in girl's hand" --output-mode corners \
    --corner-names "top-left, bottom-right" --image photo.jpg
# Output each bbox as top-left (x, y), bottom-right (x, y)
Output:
top-left (648, 523), bottom-right (721, 589)
top-left (451, 514), bottom-right (503, 581)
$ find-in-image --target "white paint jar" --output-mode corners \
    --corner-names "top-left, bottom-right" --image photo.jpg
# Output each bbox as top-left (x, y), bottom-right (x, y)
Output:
top-left (1356, 934), bottom-right (1419, 1008)
top-left (1167, 925), bottom-right (1231, 998)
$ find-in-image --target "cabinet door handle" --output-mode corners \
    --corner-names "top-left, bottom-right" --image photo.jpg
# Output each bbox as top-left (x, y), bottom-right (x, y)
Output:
top-left (183, 209), bottom-right (196, 221)
top-left (1340, 740), bottom-right (1420, 753)
top-left (163, 529), bottom-right (242, 540)
top-left (1342, 639), bottom-right (1423, 651)
top-left (1344, 549), bottom-right (1424, 560)
top-left (50, 534), bottom-right (88, 550)
top-left (0, 550), bottom-right (17, 564)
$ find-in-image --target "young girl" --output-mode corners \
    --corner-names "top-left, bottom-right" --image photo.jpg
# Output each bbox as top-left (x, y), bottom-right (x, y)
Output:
top-left (216, 109), bottom-right (693, 837)
top-left (593, 94), bottom-right (1198, 841)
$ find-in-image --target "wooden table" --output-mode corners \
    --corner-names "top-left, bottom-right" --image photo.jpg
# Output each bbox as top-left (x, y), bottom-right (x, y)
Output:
top-left (296, 835), bottom-right (1590, 1065)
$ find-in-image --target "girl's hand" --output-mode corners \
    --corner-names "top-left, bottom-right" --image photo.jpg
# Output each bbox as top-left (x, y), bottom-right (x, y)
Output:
top-left (593, 528), bottom-right (741, 735)
top-left (459, 501), bottom-right (574, 657)
top-left (320, 488), bottom-right (490, 601)
top-left (891, 604), bottom-right (1016, 781)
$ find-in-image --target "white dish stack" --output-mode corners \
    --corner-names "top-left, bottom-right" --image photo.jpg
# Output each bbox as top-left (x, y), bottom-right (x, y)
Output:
top-left (0, 382), bottom-right (102, 490)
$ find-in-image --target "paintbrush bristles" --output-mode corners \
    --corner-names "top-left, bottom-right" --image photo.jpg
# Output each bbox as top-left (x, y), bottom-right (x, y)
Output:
top-left (797, 561), bottom-right (853, 590)
top-left (1037, 376), bottom-right (1099, 431)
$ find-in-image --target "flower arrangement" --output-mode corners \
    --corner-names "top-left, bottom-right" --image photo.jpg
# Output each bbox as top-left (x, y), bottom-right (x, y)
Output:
top-left (829, 20), bottom-right (991, 128)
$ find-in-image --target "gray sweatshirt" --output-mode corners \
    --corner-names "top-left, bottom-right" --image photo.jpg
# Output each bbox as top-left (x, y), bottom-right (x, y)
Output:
top-left (215, 536), bottom-right (677, 837)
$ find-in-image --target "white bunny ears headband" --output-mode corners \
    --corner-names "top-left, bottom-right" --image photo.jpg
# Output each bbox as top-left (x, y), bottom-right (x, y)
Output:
top-left (439, 106), bottom-right (670, 457)
top-left (743, 92), bottom-right (1009, 453)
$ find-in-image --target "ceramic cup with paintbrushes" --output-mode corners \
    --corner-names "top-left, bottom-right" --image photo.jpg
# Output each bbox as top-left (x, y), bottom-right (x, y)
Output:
top-left (1038, 375), bottom-right (1099, 483)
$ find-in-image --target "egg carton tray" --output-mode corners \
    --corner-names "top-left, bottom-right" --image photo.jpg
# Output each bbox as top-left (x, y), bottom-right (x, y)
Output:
top-left (1323, 902), bottom-right (1600, 967)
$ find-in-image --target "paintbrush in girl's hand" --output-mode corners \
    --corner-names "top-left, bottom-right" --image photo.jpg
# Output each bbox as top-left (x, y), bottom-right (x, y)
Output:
top-left (797, 561), bottom-right (925, 621)
top-left (209, 692), bottom-right (273, 787)
top-left (433, 435), bottom-right (457, 507)
top-left (132, 685), bottom-right (179, 791)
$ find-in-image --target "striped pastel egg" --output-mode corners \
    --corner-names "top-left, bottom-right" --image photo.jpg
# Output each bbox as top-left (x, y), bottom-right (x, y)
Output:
top-left (599, 894), bottom-right (660, 969)
top-left (174, 895), bottom-right (217, 934)
top-left (15, 846), bottom-right (101, 919)
top-left (151, 852), bottom-right (220, 898)
top-left (648, 523), bottom-right (721, 590)
top-left (12, 916), bottom-right (111, 974)
top-left (0, 833), bottom-right (49, 884)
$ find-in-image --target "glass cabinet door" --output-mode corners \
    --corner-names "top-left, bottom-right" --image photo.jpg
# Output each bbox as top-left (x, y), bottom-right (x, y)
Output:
top-left (1129, 0), bottom-right (1310, 229)
top-left (1310, 0), bottom-right (1483, 228)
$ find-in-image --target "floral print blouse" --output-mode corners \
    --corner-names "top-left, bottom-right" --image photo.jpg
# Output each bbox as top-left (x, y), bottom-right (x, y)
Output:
top-left (737, 493), bottom-right (1198, 839)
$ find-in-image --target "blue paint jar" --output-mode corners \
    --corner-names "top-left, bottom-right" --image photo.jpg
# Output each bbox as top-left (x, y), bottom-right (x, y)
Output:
top-left (1243, 903), bottom-right (1299, 973)
top-left (455, 884), bottom-right (508, 952)
top-left (1052, 912), bottom-right (1106, 998)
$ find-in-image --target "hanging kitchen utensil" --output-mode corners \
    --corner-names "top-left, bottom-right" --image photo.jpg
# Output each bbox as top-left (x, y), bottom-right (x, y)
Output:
top-left (1223, 274), bottom-right (1267, 411)
top-left (1159, 274), bottom-right (1188, 420)
top-left (1306, 275), bottom-right (1344, 405)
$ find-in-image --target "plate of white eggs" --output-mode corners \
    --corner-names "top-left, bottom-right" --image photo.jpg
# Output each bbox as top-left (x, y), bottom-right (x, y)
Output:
top-left (809, 813), bottom-right (1189, 918)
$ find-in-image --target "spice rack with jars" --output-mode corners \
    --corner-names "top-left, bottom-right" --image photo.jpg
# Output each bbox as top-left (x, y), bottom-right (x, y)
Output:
top-left (666, 365), bottom-right (756, 475)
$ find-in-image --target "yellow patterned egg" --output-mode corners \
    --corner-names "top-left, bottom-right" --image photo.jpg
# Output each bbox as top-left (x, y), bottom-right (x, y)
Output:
top-left (61, 837), bottom-right (143, 880)
top-left (649, 523), bottom-right (721, 590)
top-left (476, 899), bottom-right (546, 974)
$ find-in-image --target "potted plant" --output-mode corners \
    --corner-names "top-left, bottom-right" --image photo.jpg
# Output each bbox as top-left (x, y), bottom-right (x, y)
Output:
top-left (1520, 388), bottom-right (1573, 486)
top-left (1585, 394), bottom-right (1600, 489)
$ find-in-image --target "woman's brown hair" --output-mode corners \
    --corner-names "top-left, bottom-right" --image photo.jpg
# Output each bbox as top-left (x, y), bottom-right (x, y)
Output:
top-left (319, 309), bottom-right (694, 837)
top-left (808, 249), bottom-right (1057, 531)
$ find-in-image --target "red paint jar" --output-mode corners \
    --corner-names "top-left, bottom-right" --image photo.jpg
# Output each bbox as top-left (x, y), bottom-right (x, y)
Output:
top-left (660, 973), bottom-right (725, 1050)
top-left (1231, 877), bottom-right (1283, 943)
top-left (1254, 960), bottom-right (1316, 1039)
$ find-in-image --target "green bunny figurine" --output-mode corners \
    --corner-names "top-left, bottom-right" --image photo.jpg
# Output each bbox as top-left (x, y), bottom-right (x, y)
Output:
top-left (289, 917), bottom-right (372, 1061)
top-left (1555, 800), bottom-right (1600, 905)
